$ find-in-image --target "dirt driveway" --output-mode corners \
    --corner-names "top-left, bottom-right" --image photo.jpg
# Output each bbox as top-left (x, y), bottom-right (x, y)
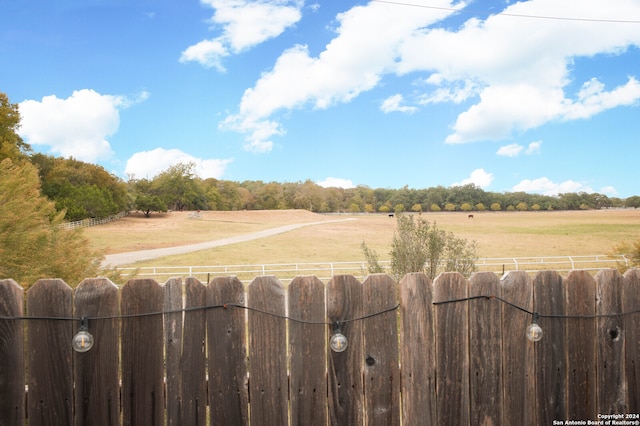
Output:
top-left (101, 218), bottom-right (356, 267)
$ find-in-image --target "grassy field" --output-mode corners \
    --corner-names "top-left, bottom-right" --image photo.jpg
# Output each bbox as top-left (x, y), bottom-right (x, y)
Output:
top-left (84, 209), bottom-right (640, 268)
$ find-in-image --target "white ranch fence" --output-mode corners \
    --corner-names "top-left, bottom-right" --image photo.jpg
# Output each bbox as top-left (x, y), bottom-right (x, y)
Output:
top-left (113, 254), bottom-right (629, 283)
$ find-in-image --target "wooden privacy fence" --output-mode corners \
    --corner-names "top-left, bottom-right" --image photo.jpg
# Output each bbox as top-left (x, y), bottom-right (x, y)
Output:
top-left (1, 269), bottom-right (639, 425)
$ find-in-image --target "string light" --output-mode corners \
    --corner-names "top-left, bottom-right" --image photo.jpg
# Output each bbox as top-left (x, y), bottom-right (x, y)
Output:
top-left (433, 295), bottom-right (640, 342)
top-left (329, 321), bottom-right (348, 353)
top-left (526, 312), bottom-right (543, 342)
top-left (72, 317), bottom-right (94, 353)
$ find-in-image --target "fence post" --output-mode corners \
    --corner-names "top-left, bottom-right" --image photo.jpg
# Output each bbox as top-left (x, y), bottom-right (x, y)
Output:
top-left (433, 272), bottom-right (470, 425)
top-left (121, 279), bottom-right (164, 426)
top-left (327, 275), bottom-right (364, 426)
top-left (207, 276), bottom-right (248, 425)
top-left (247, 276), bottom-right (288, 426)
top-left (399, 273), bottom-right (435, 426)
top-left (26, 279), bottom-right (74, 426)
top-left (623, 269), bottom-right (640, 412)
top-left (0, 279), bottom-right (24, 426)
top-left (288, 276), bottom-right (327, 426)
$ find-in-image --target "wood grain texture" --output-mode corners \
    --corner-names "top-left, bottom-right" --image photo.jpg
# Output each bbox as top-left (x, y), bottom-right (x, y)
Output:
top-left (326, 274), bottom-right (364, 426)
top-left (565, 270), bottom-right (596, 420)
top-left (121, 279), bottom-right (164, 426)
top-left (399, 273), bottom-right (435, 426)
top-left (73, 278), bottom-right (120, 426)
top-left (207, 276), bottom-right (248, 426)
top-left (362, 274), bottom-right (400, 426)
top-left (288, 276), bottom-right (327, 426)
top-left (500, 271), bottom-right (535, 425)
top-left (26, 279), bottom-right (74, 426)
top-left (534, 271), bottom-right (567, 424)
top-left (433, 272), bottom-right (469, 426)
top-left (247, 276), bottom-right (288, 426)
top-left (0, 279), bottom-right (24, 426)
top-left (469, 272), bottom-right (502, 426)
top-left (596, 269), bottom-right (626, 413)
top-left (623, 269), bottom-right (640, 413)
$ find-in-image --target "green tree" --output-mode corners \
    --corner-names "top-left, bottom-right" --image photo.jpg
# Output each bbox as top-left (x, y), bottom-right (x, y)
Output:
top-left (153, 162), bottom-right (207, 211)
top-left (0, 159), bottom-right (101, 288)
top-left (460, 203), bottom-right (473, 212)
top-left (0, 92), bottom-right (31, 162)
top-left (134, 194), bottom-right (168, 217)
top-left (430, 203), bottom-right (441, 212)
top-left (490, 202), bottom-right (501, 211)
top-left (362, 214), bottom-right (478, 280)
top-left (444, 203), bottom-right (456, 212)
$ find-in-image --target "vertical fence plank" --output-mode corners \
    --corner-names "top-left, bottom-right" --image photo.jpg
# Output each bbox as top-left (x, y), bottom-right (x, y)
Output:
top-left (469, 272), bottom-right (502, 426)
top-left (73, 278), bottom-right (120, 426)
top-left (165, 278), bottom-right (207, 426)
top-left (248, 276), bottom-right (288, 426)
top-left (164, 278), bottom-right (183, 426)
top-left (121, 279), bottom-right (164, 426)
top-left (433, 272), bottom-right (469, 425)
top-left (327, 274), bottom-right (364, 426)
top-left (207, 276), bottom-right (248, 425)
top-left (399, 273), bottom-right (435, 426)
top-left (624, 269), bottom-right (640, 413)
top-left (565, 270), bottom-right (596, 420)
top-left (362, 274), bottom-right (400, 426)
top-left (0, 279), bottom-right (24, 426)
top-left (534, 271), bottom-right (567, 424)
top-left (596, 269), bottom-right (626, 413)
top-left (26, 279), bottom-right (73, 426)
top-left (501, 271), bottom-right (535, 425)
top-left (182, 278), bottom-right (207, 425)
top-left (289, 276), bottom-right (327, 426)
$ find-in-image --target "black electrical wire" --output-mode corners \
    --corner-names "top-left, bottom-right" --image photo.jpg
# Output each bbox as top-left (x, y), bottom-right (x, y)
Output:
top-left (0, 302), bottom-right (401, 325)
top-left (433, 295), bottom-right (640, 319)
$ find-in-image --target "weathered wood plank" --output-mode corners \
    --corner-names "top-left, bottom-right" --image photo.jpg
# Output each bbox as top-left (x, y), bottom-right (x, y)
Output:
top-left (0, 279), bottom-right (25, 426)
top-left (121, 279), bottom-right (164, 426)
top-left (164, 278), bottom-right (183, 426)
top-left (73, 278), bottom-right (120, 426)
top-left (399, 273), bottom-right (435, 426)
top-left (247, 276), bottom-right (288, 426)
top-left (362, 274), bottom-right (400, 426)
top-left (469, 272), bottom-right (502, 426)
top-left (534, 271), bottom-right (567, 424)
top-left (596, 269), bottom-right (626, 413)
top-left (500, 271), bottom-right (535, 425)
top-left (623, 269), bottom-right (640, 413)
top-left (327, 274), bottom-right (364, 426)
top-left (26, 279), bottom-right (74, 426)
top-left (433, 272), bottom-right (469, 425)
top-left (165, 278), bottom-right (207, 425)
top-left (565, 270), bottom-right (596, 420)
top-left (288, 276), bottom-right (327, 426)
top-left (207, 276), bottom-right (248, 425)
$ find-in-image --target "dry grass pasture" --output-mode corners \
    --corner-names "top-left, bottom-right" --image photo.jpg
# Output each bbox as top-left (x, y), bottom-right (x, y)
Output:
top-left (84, 209), bottom-right (640, 268)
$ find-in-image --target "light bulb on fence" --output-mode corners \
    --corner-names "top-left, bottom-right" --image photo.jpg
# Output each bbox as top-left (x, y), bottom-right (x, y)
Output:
top-left (526, 312), bottom-right (543, 342)
top-left (330, 321), bottom-right (348, 353)
top-left (72, 317), bottom-right (94, 353)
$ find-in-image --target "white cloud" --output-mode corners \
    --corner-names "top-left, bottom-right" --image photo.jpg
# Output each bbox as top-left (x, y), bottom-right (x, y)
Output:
top-left (317, 177), bottom-right (355, 189)
top-left (380, 94), bottom-right (417, 114)
top-left (220, 0), bottom-right (640, 149)
top-left (18, 89), bottom-right (148, 163)
top-left (526, 141), bottom-right (542, 154)
top-left (453, 168), bottom-right (494, 188)
top-left (125, 148), bottom-right (233, 179)
top-left (180, 0), bottom-right (303, 71)
top-left (600, 186), bottom-right (618, 196)
top-left (512, 177), bottom-right (592, 196)
top-left (496, 143), bottom-right (523, 157)
top-left (497, 140), bottom-right (542, 157)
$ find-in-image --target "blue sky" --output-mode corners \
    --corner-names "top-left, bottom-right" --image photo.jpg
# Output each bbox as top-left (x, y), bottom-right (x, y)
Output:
top-left (2, 0), bottom-right (640, 197)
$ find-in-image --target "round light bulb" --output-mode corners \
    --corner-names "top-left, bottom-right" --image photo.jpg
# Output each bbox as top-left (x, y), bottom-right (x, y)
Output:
top-left (526, 322), bottom-right (543, 342)
top-left (72, 330), bottom-right (94, 352)
top-left (330, 332), bottom-right (348, 352)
